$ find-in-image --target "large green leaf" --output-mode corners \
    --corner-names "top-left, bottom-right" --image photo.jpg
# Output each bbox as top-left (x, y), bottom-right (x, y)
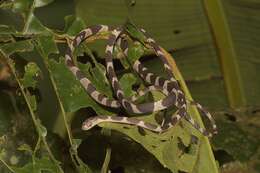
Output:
top-left (75, 0), bottom-right (260, 109)
top-left (1, 0), bottom-right (259, 172)
top-left (99, 114), bottom-right (204, 173)
top-left (48, 57), bottom-right (115, 115)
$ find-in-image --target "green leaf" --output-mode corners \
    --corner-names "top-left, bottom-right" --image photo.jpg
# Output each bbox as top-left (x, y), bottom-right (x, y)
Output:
top-left (34, 0), bottom-right (54, 8)
top-left (119, 73), bottom-right (137, 98)
top-left (26, 92), bottom-right (37, 111)
top-left (22, 62), bottom-right (41, 89)
top-left (35, 35), bottom-right (59, 57)
top-left (48, 57), bottom-right (114, 115)
top-left (72, 139), bottom-right (82, 151)
top-left (212, 119), bottom-right (259, 162)
top-left (127, 42), bottom-right (145, 65)
top-left (36, 120), bottom-right (47, 138)
top-left (12, 0), bottom-right (33, 13)
top-left (12, 156), bottom-right (61, 173)
top-left (21, 62), bottom-right (41, 111)
top-left (64, 15), bottom-right (86, 36)
top-left (12, 0), bottom-right (51, 35)
top-left (203, 0), bottom-right (246, 108)
top-left (17, 144), bottom-right (33, 153)
top-left (23, 14), bottom-right (50, 34)
top-left (79, 62), bottom-right (114, 99)
top-left (125, 22), bottom-right (146, 44)
top-left (0, 25), bottom-right (16, 34)
top-left (0, 92), bottom-right (14, 136)
top-left (0, 40), bottom-right (34, 55)
top-left (76, 0), bottom-right (260, 109)
top-left (99, 114), bottom-right (202, 173)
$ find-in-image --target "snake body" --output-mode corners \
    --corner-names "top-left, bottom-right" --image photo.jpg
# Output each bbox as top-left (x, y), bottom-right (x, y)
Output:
top-left (65, 25), bottom-right (178, 114)
top-left (118, 37), bottom-right (217, 136)
top-left (65, 25), bottom-right (217, 137)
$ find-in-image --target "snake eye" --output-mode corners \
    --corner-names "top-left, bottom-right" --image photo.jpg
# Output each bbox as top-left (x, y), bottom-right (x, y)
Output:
top-left (82, 121), bottom-right (92, 130)
top-left (87, 122), bottom-right (92, 128)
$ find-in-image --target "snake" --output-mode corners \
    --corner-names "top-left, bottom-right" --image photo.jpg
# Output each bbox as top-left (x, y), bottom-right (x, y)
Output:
top-left (116, 36), bottom-right (217, 136)
top-left (86, 27), bottom-right (216, 136)
top-left (65, 25), bottom-right (181, 114)
top-left (65, 25), bottom-right (217, 137)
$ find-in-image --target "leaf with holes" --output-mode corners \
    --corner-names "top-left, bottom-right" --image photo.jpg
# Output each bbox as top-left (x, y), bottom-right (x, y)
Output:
top-left (0, 40), bottom-right (34, 55)
top-left (99, 115), bottom-right (202, 173)
top-left (22, 62), bottom-right (41, 89)
top-left (12, 156), bottom-right (61, 173)
top-left (48, 57), bottom-right (114, 115)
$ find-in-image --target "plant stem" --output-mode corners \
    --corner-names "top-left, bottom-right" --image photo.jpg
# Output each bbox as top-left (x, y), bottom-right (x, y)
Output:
top-left (202, 0), bottom-right (246, 109)
top-left (0, 157), bottom-right (15, 173)
top-left (0, 50), bottom-right (64, 173)
top-left (101, 146), bottom-right (111, 173)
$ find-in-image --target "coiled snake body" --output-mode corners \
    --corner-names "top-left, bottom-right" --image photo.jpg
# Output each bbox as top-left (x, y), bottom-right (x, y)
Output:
top-left (65, 25), bottom-right (217, 137)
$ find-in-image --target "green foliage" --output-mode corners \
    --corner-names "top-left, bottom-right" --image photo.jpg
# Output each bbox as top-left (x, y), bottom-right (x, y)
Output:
top-left (0, 0), bottom-right (259, 173)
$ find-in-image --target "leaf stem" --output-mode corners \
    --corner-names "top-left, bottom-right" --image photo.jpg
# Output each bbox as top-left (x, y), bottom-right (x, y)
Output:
top-left (202, 0), bottom-right (246, 109)
top-left (0, 157), bottom-right (15, 173)
top-left (37, 41), bottom-right (92, 172)
top-left (0, 50), bottom-right (64, 173)
top-left (101, 146), bottom-right (111, 173)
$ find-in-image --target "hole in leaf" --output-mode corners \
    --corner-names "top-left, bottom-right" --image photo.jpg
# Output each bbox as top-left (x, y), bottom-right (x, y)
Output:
top-left (131, 83), bottom-right (140, 92)
top-left (252, 108), bottom-right (260, 114)
top-left (214, 149), bottom-right (234, 166)
top-left (173, 30), bottom-right (181, 34)
top-left (77, 107), bottom-right (97, 117)
top-left (137, 127), bottom-right (146, 136)
top-left (177, 137), bottom-right (190, 154)
top-left (151, 145), bottom-right (157, 148)
top-left (112, 58), bottom-right (125, 72)
top-left (224, 112), bottom-right (236, 122)
top-left (160, 139), bottom-right (167, 142)
top-left (154, 112), bottom-right (165, 126)
top-left (130, 0), bottom-right (136, 6)
top-left (77, 52), bottom-right (93, 65)
top-left (178, 171), bottom-right (188, 173)
top-left (111, 166), bottom-right (125, 173)
top-left (190, 135), bottom-right (198, 145)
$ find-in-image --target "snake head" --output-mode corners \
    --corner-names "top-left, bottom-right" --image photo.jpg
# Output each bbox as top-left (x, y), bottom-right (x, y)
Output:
top-left (82, 117), bottom-right (98, 130)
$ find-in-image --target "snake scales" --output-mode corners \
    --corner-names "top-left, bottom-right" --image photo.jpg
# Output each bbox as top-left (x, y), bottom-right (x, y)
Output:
top-left (65, 25), bottom-right (217, 137)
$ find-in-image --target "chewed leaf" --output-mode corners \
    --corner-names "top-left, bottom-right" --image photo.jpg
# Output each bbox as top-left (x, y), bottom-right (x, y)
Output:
top-left (27, 92), bottom-right (37, 111)
top-left (12, 0), bottom-right (32, 13)
top-left (24, 14), bottom-right (50, 35)
top-left (12, 156), bottom-right (62, 173)
top-left (12, 0), bottom-right (50, 35)
top-left (119, 73), bottom-right (137, 98)
top-left (35, 0), bottom-right (54, 8)
top-left (0, 40), bottom-right (34, 55)
top-left (79, 62), bottom-right (114, 98)
top-left (127, 42), bottom-right (145, 65)
top-left (36, 119), bottom-right (47, 137)
top-left (125, 22), bottom-right (146, 44)
top-left (0, 25), bottom-right (17, 34)
top-left (22, 62), bottom-right (41, 89)
top-left (72, 138), bottom-right (82, 150)
top-left (99, 114), bottom-right (201, 173)
top-left (48, 57), bottom-right (114, 115)
top-left (18, 144), bottom-right (33, 153)
top-left (212, 119), bottom-right (258, 162)
top-left (64, 15), bottom-right (86, 36)
top-left (36, 35), bottom-right (59, 57)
